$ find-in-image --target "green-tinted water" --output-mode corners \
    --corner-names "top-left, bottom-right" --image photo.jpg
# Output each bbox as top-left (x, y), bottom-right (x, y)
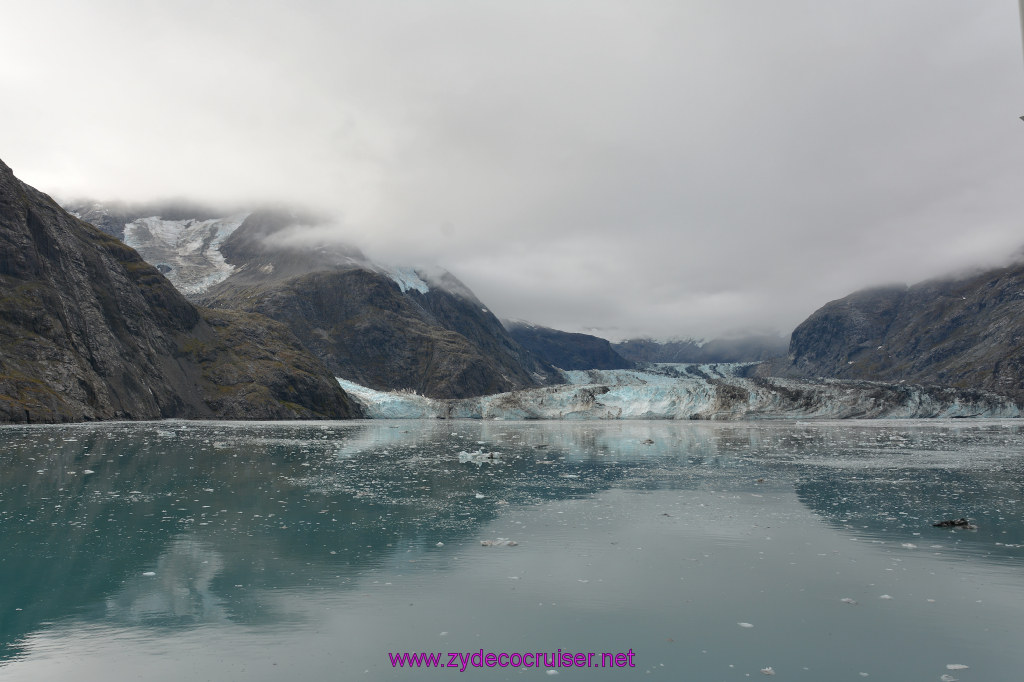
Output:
top-left (1, 419), bottom-right (1022, 680)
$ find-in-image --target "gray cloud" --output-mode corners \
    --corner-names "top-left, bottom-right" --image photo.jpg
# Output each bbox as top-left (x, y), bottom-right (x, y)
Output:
top-left (3, 1), bottom-right (1023, 340)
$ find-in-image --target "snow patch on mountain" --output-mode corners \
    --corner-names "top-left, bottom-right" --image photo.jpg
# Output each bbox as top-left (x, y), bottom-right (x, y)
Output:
top-left (122, 213), bottom-right (249, 295)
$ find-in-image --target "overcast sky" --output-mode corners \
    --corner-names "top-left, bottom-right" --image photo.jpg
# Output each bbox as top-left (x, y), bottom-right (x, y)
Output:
top-left (3, 1), bottom-right (1023, 341)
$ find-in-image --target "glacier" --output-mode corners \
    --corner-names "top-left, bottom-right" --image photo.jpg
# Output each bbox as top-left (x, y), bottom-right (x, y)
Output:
top-left (338, 364), bottom-right (1021, 420)
top-left (122, 213), bottom-right (249, 295)
top-left (376, 266), bottom-right (430, 294)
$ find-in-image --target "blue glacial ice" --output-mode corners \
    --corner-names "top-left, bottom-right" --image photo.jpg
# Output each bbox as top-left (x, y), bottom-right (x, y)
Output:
top-left (338, 365), bottom-right (1021, 420)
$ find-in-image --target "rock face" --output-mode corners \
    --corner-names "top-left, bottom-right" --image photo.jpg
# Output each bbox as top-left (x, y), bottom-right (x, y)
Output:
top-left (0, 159), bottom-right (361, 423)
top-left (504, 321), bottom-right (634, 370)
top-left (198, 210), bottom-right (562, 399)
top-left (782, 266), bottom-right (1024, 400)
top-left (613, 334), bottom-right (789, 364)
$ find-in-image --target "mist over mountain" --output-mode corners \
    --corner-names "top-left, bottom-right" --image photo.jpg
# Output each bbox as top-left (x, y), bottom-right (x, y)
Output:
top-left (62, 198), bottom-right (234, 241)
top-left (0, 160), bottom-right (360, 422)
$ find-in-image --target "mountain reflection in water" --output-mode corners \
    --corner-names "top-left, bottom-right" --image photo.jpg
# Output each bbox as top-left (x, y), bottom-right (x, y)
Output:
top-left (2, 419), bottom-right (1022, 679)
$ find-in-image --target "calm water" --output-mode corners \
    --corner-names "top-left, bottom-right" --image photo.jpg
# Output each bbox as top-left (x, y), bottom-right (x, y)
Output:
top-left (1, 419), bottom-right (1022, 680)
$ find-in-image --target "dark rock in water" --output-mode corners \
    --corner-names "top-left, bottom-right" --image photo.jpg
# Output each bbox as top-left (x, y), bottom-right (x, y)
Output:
top-left (932, 518), bottom-right (976, 529)
top-left (0, 158), bottom-right (361, 422)
top-left (504, 320), bottom-right (634, 370)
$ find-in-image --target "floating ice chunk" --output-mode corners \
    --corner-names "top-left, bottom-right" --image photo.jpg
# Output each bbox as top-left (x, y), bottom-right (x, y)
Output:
top-left (481, 538), bottom-right (517, 547)
top-left (475, 493), bottom-right (486, 499)
top-left (841, 597), bottom-right (858, 605)
top-left (546, 670), bottom-right (559, 676)
top-left (83, 469), bottom-right (95, 474)
top-left (901, 543), bottom-right (917, 549)
top-left (945, 664), bottom-right (969, 670)
top-left (761, 667), bottom-right (775, 675)
top-left (940, 676), bottom-right (958, 682)
top-left (435, 542), bottom-right (444, 547)
top-left (458, 450), bottom-right (503, 465)
top-left (142, 571), bottom-right (156, 577)
top-left (879, 594), bottom-right (893, 600)
top-left (738, 622), bottom-right (754, 628)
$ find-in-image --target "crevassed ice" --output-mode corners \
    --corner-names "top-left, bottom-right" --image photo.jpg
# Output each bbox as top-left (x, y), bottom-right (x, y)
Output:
top-left (383, 267), bottom-right (430, 294)
top-left (337, 367), bottom-right (1022, 421)
top-left (123, 213), bottom-right (249, 295)
top-left (336, 379), bottom-right (440, 419)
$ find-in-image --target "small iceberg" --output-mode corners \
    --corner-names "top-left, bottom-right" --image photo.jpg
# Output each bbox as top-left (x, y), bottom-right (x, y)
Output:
top-left (480, 538), bottom-right (518, 547)
top-left (458, 450), bottom-right (504, 465)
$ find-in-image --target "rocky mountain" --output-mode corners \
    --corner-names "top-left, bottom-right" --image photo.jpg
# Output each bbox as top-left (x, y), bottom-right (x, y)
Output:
top-left (193, 210), bottom-right (562, 399)
top-left (503, 320), bottom-right (634, 370)
top-left (613, 334), bottom-right (789, 364)
top-left (779, 264), bottom-right (1024, 399)
top-left (0, 159), bottom-right (361, 423)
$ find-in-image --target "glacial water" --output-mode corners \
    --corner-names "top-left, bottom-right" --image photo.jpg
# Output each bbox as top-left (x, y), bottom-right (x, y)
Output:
top-left (1, 419), bottom-right (1022, 680)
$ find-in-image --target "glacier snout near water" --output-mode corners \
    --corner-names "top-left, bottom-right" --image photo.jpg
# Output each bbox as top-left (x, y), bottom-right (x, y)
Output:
top-left (338, 364), bottom-right (1021, 420)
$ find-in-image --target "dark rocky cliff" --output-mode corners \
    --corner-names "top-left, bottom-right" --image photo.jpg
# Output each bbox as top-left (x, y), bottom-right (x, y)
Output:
top-left (0, 159), bottom-right (361, 422)
top-left (504, 321), bottom-right (634, 370)
top-left (198, 210), bottom-right (562, 399)
top-left (781, 266), bottom-right (1024, 399)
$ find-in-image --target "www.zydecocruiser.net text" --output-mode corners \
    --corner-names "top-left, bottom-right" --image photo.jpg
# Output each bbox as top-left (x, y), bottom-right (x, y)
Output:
top-left (389, 648), bottom-right (636, 671)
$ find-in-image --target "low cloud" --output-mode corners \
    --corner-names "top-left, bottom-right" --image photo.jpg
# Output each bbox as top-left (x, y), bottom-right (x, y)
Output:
top-left (3, 1), bottom-right (1023, 340)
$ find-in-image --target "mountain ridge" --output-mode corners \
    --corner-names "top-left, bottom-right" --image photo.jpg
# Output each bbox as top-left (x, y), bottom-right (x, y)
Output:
top-left (503, 320), bottom-right (634, 370)
top-left (776, 263), bottom-right (1024, 401)
top-left (613, 333), bottom-right (789, 364)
